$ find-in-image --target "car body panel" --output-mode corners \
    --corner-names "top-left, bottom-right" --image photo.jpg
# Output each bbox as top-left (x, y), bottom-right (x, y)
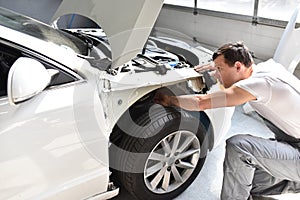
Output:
top-left (0, 80), bottom-right (109, 199)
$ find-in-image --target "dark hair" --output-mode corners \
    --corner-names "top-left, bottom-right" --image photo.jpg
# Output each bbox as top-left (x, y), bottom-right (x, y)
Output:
top-left (212, 41), bottom-right (253, 67)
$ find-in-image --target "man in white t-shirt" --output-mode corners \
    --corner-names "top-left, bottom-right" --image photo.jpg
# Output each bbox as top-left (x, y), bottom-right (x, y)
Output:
top-left (154, 42), bottom-right (300, 199)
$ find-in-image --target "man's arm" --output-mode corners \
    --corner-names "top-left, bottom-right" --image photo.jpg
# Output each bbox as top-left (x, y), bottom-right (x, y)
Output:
top-left (154, 86), bottom-right (256, 111)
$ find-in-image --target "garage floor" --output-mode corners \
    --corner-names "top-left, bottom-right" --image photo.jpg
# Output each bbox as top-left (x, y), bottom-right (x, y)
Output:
top-left (112, 105), bottom-right (300, 200)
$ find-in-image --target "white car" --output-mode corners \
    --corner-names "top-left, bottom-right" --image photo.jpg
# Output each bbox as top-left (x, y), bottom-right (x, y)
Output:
top-left (0, 0), bottom-right (234, 199)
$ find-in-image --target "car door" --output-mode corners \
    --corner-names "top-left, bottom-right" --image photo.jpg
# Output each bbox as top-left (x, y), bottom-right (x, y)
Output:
top-left (0, 41), bottom-right (109, 200)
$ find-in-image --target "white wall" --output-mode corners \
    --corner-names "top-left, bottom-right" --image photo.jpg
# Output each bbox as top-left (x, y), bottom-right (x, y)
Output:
top-left (154, 5), bottom-right (286, 62)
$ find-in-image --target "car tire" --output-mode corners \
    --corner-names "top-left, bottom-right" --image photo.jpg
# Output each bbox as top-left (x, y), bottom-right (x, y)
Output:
top-left (110, 105), bottom-right (207, 200)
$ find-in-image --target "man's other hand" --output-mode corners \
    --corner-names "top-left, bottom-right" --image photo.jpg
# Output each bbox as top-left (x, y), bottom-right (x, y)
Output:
top-left (154, 91), bottom-right (171, 107)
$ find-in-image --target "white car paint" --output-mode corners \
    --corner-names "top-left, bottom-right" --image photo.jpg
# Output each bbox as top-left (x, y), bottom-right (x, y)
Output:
top-left (8, 57), bottom-right (54, 104)
top-left (0, 81), bottom-right (110, 199)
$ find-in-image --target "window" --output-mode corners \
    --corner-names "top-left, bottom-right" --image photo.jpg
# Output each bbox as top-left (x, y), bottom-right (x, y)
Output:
top-left (196, 0), bottom-right (255, 16)
top-left (0, 43), bottom-right (21, 96)
top-left (0, 42), bottom-right (78, 97)
top-left (258, 0), bottom-right (300, 22)
top-left (0, 7), bottom-right (89, 56)
top-left (164, 0), bottom-right (300, 25)
top-left (164, 0), bottom-right (194, 7)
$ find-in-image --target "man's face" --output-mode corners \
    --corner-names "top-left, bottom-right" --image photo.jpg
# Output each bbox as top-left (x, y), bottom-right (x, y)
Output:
top-left (213, 55), bottom-right (240, 88)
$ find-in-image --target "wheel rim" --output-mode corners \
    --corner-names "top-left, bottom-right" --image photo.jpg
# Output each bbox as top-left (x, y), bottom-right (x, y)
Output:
top-left (144, 130), bottom-right (201, 194)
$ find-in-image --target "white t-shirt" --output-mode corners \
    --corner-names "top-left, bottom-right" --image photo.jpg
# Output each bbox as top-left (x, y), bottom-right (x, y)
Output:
top-left (234, 59), bottom-right (300, 139)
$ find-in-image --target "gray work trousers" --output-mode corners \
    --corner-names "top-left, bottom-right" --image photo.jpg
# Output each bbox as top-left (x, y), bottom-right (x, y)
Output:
top-left (221, 134), bottom-right (300, 200)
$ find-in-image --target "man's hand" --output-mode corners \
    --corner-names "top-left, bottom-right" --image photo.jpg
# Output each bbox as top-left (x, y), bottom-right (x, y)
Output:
top-left (194, 62), bottom-right (216, 73)
top-left (154, 91), bottom-right (203, 111)
top-left (154, 91), bottom-right (172, 107)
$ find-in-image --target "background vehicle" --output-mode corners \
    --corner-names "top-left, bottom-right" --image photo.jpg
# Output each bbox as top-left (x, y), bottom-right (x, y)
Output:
top-left (0, 0), bottom-right (234, 199)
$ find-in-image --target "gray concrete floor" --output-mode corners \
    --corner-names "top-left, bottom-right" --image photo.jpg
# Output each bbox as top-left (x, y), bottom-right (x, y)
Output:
top-left (113, 105), bottom-right (300, 200)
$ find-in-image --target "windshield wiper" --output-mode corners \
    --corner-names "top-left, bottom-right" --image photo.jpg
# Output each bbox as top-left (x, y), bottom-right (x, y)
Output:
top-left (62, 29), bottom-right (94, 53)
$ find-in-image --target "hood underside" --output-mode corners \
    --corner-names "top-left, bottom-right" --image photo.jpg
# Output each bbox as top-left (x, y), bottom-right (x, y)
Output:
top-left (52, 0), bottom-right (164, 69)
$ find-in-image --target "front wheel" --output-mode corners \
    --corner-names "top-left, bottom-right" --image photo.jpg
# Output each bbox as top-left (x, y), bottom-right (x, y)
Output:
top-left (110, 105), bottom-right (208, 200)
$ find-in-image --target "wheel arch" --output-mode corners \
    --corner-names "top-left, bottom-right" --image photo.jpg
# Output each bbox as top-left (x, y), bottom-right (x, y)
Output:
top-left (109, 87), bottom-right (215, 157)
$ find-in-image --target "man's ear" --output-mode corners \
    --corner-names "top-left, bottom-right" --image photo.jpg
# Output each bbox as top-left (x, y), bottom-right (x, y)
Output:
top-left (234, 61), bottom-right (242, 72)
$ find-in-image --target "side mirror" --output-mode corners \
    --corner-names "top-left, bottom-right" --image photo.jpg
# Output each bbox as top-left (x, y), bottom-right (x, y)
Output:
top-left (7, 57), bottom-right (57, 105)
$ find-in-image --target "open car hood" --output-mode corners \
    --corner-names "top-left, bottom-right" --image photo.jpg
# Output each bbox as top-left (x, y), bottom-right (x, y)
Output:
top-left (52, 0), bottom-right (164, 69)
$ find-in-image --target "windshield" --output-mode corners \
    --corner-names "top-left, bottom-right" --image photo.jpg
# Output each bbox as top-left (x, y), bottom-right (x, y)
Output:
top-left (0, 7), bottom-right (88, 55)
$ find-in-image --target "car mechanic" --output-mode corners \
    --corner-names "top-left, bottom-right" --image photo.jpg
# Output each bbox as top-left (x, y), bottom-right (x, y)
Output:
top-left (154, 41), bottom-right (300, 200)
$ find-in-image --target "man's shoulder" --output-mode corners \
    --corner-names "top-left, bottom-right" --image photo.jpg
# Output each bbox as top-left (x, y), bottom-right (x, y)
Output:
top-left (255, 59), bottom-right (287, 73)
